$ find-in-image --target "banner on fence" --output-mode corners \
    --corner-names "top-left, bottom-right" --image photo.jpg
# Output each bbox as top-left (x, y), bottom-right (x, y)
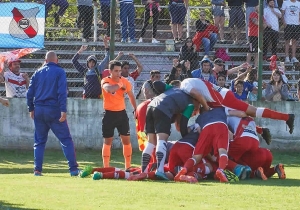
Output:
top-left (0, 3), bottom-right (45, 48)
top-left (0, 48), bottom-right (40, 73)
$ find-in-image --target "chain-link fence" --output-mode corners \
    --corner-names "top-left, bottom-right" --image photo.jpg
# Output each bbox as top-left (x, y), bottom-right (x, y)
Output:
top-left (0, 2), bottom-right (299, 101)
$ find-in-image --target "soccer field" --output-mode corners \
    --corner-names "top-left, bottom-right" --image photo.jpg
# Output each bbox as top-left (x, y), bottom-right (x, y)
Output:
top-left (0, 149), bottom-right (299, 210)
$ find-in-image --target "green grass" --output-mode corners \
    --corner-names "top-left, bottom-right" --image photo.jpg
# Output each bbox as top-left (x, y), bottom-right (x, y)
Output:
top-left (0, 149), bottom-right (300, 210)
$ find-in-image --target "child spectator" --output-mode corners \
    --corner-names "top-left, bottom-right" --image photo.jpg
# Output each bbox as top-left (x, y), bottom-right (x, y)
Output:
top-left (179, 37), bottom-right (199, 71)
top-left (217, 73), bottom-right (229, 88)
top-left (71, 36), bottom-right (110, 99)
top-left (193, 10), bottom-right (218, 55)
top-left (165, 63), bottom-right (186, 84)
top-left (265, 70), bottom-right (289, 101)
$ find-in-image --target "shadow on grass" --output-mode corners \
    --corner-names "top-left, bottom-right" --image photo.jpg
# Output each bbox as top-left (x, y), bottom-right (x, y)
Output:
top-left (0, 201), bottom-right (39, 210)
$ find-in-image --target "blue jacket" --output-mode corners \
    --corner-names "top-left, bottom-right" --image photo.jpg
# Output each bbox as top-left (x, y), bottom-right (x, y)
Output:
top-left (72, 49), bottom-right (109, 97)
top-left (27, 62), bottom-right (67, 112)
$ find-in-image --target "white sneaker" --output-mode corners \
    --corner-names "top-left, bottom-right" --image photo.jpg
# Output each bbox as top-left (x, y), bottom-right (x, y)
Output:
top-left (285, 57), bottom-right (290, 63)
top-left (152, 38), bottom-right (160, 44)
top-left (138, 37), bottom-right (143, 43)
top-left (291, 57), bottom-right (299, 63)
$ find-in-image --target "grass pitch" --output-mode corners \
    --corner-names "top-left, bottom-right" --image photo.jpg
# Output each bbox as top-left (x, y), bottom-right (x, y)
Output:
top-left (0, 149), bottom-right (300, 210)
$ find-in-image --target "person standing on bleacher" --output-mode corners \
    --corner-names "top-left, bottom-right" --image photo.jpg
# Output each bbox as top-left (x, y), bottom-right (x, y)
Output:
top-left (76, 0), bottom-right (99, 42)
top-left (281, 0), bottom-right (300, 63)
top-left (119, 0), bottom-right (137, 43)
top-left (71, 35), bottom-right (110, 99)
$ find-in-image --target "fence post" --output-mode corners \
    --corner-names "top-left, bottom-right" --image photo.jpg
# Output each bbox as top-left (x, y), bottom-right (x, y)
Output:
top-left (186, 7), bottom-right (191, 38)
top-left (257, 0), bottom-right (264, 100)
top-left (93, 6), bottom-right (97, 42)
top-left (110, 0), bottom-right (116, 59)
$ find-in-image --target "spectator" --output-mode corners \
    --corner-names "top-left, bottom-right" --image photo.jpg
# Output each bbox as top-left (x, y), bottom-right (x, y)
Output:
top-left (233, 80), bottom-right (250, 101)
top-left (263, 0), bottom-right (281, 60)
top-left (0, 58), bottom-right (30, 98)
top-left (101, 60), bottom-right (137, 169)
top-left (226, 0), bottom-right (245, 45)
top-left (138, 0), bottom-right (161, 44)
top-left (212, 0), bottom-right (226, 42)
top-left (246, 5), bottom-right (263, 67)
top-left (168, 0), bottom-right (188, 42)
top-left (43, 0), bottom-right (69, 25)
top-left (180, 60), bottom-right (193, 78)
top-left (264, 0), bottom-right (278, 8)
top-left (76, 0), bottom-right (98, 42)
top-left (165, 63), bottom-right (186, 84)
top-left (0, 97), bottom-right (9, 107)
top-left (244, 0), bottom-right (259, 43)
top-left (179, 37), bottom-right (199, 71)
top-left (245, 68), bottom-right (259, 101)
top-left (136, 70), bottom-right (161, 99)
top-left (216, 73), bottom-right (229, 88)
top-left (191, 58), bottom-right (217, 84)
top-left (212, 58), bottom-right (250, 79)
top-left (71, 36), bottom-right (110, 99)
top-left (193, 10), bottom-right (218, 55)
top-left (99, 0), bottom-right (110, 37)
top-left (230, 66), bottom-right (256, 97)
top-left (265, 70), bottom-right (289, 101)
top-left (115, 52), bottom-right (143, 95)
top-left (119, 0), bottom-right (137, 43)
top-left (26, 51), bottom-right (80, 176)
top-left (281, 0), bottom-right (300, 63)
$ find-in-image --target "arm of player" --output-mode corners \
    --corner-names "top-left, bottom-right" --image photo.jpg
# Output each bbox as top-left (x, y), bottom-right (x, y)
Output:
top-left (189, 88), bottom-right (210, 111)
top-left (227, 110), bottom-right (247, 118)
top-left (102, 82), bottom-right (126, 93)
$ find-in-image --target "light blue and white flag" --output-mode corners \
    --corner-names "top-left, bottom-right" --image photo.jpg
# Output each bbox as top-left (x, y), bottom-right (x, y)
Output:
top-left (0, 3), bottom-right (45, 48)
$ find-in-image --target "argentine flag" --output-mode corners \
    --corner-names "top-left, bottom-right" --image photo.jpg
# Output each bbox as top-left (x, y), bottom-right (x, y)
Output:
top-left (0, 3), bottom-right (45, 48)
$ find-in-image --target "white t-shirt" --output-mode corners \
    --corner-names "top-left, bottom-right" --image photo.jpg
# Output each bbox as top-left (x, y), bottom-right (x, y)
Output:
top-left (264, 7), bottom-right (281, 31)
top-left (282, 0), bottom-right (300, 25)
top-left (124, 76), bottom-right (135, 98)
top-left (3, 71), bottom-right (27, 98)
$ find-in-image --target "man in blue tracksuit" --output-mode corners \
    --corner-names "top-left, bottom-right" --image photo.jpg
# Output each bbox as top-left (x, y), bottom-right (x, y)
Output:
top-left (27, 51), bottom-right (80, 176)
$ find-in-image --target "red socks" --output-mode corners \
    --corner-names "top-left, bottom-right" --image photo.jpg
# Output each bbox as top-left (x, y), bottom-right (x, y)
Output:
top-left (261, 108), bottom-right (289, 121)
top-left (219, 155), bottom-right (228, 170)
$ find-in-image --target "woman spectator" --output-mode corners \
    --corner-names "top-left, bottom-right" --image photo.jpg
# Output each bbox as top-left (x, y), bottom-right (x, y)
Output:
top-left (193, 10), bottom-right (219, 55)
top-left (212, 0), bottom-right (226, 42)
top-left (179, 37), bottom-right (199, 71)
top-left (265, 70), bottom-right (289, 101)
top-left (180, 60), bottom-right (193, 78)
top-left (165, 63), bottom-right (186, 84)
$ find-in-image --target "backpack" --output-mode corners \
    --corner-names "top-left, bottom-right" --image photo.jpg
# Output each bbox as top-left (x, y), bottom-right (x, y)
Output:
top-left (215, 48), bottom-right (231, 61)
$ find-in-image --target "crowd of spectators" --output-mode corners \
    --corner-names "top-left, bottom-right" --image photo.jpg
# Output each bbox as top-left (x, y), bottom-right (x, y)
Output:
top-left (1, 0), bottom-right (300, 102)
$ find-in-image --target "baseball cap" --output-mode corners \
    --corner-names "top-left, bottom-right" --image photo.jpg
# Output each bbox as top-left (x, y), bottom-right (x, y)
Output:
top-left (8, 58), bottom-right (21, 66)
top-left (214, 58), bottom-right (225, 66)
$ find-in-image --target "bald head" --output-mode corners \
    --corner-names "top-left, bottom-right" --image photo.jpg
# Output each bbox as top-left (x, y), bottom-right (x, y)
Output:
top-left (45, 51), bottom-right (58, 63)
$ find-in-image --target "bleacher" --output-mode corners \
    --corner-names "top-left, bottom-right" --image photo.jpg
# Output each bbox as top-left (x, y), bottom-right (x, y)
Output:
top-left (1, 8), bottom-right (300, 98)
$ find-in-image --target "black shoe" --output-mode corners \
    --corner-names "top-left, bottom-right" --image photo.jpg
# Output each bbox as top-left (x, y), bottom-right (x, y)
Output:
top-left (53, 12), bottom-right (60, 25)
top-left (261, 127), bottom-right (272, 145)
top-left (286, 114), bottom-right (295, 134)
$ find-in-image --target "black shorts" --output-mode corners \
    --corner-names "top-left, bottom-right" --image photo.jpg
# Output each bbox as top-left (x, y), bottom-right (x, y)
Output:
top-left (284, 25), bottom-right (300, 40)
top-left (102, 110), bottom-right (130, 138)
top-left (145, 106), bottom-right (172, 135)
top-left (248, 36), bottom-right (258, 53)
